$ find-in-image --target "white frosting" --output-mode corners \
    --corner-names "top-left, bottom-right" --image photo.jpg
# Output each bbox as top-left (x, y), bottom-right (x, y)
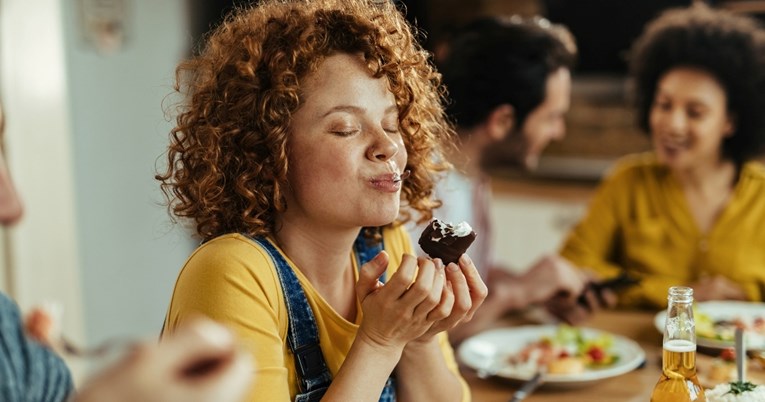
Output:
top-left (451, 221), bottom-right (473, 237)
top-left (431, 219), bottom-right (473, 241)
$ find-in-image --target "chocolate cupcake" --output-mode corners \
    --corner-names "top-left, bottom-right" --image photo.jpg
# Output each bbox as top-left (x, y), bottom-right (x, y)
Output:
top-left (418, 219), bottom-right (477, 265)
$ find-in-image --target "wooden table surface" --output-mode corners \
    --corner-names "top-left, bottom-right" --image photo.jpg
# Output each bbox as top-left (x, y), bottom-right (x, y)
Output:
top-left (462, 310), bottom-right (665, 402)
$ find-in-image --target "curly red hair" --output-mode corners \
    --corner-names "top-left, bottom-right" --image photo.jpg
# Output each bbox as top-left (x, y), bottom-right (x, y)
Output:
top-left (156, 0), bottom-right (455, 241)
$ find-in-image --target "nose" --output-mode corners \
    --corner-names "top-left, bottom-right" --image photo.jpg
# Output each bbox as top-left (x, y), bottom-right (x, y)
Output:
top-left (366, 128), bottom-right (400, 162)
top-left (665, 108), bottom-right (687, 135)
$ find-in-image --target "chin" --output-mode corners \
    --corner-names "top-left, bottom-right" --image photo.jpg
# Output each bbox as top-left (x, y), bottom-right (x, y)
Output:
top-left (362, 208), bottom-right (400, 228)
top-left (523, 154), bottom-right (540, 171)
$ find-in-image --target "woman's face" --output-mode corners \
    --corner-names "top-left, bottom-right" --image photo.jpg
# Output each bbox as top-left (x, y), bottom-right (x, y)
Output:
top-left (283, 53), bottom-right (407, 231)
top-left (649, 67), bottom-right (734, 171)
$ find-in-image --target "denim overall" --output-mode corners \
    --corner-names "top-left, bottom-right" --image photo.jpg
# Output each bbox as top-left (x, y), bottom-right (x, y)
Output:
top-left (252, 229), bottom-right (396, 402)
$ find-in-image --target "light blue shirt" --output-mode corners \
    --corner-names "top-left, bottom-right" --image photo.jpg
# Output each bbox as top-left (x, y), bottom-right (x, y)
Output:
top-left (0, 292), bottom-right (72, 402)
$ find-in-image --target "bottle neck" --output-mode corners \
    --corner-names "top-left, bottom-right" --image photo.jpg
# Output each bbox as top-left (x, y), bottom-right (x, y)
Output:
top-left (664, 300), bottom-right (696, 345)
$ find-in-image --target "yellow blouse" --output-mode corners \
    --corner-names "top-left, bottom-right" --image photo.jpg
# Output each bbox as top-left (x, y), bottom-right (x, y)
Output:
top-left (560, 153), bottom-right (765, 309)
top-left (163, 225), bottom-right (468, 401)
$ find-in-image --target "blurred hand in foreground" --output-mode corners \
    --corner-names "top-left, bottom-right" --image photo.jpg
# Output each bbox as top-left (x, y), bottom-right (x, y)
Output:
top-left (75, 318), bottom-right (252, 402)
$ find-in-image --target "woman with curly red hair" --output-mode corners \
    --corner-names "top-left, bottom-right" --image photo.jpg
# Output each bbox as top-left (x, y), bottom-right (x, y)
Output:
top-left (157, 0), bottom-right (485, 400)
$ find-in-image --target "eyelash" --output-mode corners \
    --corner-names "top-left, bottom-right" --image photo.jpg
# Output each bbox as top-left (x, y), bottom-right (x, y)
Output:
top-left (331, 127), bottom-right (400, 137)
top-left (331, 130), bottom-right (359, 137)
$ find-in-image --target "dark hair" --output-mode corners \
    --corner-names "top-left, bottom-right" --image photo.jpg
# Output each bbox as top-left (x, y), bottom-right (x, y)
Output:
top-left (438, 15), bottom-right (577, 131)
top-left (629, 4), bottom-right (765, 165)
top-left (156, 0), bottom-right (454, 241)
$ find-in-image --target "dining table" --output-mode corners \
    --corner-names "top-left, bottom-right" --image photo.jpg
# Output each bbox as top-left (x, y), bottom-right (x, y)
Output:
top-left (462, 309), bottom-right (668, 402)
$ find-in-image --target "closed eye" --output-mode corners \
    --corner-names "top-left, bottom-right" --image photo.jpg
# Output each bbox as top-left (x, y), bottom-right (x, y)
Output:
top-left (331, 130), bottom-right (360, 137)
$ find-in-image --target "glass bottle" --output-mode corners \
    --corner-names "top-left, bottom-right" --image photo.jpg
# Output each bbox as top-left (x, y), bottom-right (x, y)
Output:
top-left (650, 286), bottom-right (706, 401)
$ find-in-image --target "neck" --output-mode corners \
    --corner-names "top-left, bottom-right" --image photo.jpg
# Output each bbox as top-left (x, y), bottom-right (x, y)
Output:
top-left (273, 217), bottom-right (359, 286)
top-left (672, 158), bottom-right (737, 195)
top-left (450, 126), bottom-right (491, 175)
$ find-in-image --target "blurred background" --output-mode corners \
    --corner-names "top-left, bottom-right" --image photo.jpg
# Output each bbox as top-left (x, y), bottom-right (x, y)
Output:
top-left (0, 0), bottom-right (761, 382)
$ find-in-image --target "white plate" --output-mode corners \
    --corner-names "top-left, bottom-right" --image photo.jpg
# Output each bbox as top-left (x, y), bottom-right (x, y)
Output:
top-left (653, 301), bottom-right (765, 350)
top-left (457, 325), bottom-right (646, 384)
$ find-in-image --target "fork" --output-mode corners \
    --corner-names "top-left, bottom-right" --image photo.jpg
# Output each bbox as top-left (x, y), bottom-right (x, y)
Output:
top-left (508, 370), bottom-right (545, 402)
top-left (59, 335), bottom-right (136, 359)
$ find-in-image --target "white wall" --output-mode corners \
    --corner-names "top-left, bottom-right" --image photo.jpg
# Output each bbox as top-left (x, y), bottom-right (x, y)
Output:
top-left (61, 0), bottom-right (194, 347)
top-left (491, 192), bottom-right (587, 272)
top-left (1, 0), bottom-right (86, 379)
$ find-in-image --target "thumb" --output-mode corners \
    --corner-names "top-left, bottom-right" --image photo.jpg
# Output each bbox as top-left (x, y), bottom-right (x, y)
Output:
top-left (161, 318), bottom-right (253, 400)
top-left (356, 251), bottom-right (389, 301)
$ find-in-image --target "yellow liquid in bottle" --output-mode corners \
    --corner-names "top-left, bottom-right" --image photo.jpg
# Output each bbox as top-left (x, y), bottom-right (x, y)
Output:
top-left (650, 340), bottom-right (706, 401)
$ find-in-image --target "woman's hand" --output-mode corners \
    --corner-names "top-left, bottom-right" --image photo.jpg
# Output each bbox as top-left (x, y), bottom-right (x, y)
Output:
top-left (543, 265), bottom-right (618, 325)
top-left (690, 275), bottom-right (747, 301)
top-left (416, 254), bottom-right (487, 340)
top-left (75, 318), bottom-right (252, 402)
top-left (355, 251), bottom-right (447, 350)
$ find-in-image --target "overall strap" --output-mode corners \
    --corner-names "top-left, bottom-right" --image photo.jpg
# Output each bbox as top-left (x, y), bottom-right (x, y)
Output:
top-left (353, 228), bottom-right (386, 282)
top-left (353, 228), bottom-right (397, 401)
top-left (251, 237), bottom-right (332, 395)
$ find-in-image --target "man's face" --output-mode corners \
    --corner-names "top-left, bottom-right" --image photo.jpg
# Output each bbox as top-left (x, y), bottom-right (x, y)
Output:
top-left (518, 67), bottom-right (571, 169)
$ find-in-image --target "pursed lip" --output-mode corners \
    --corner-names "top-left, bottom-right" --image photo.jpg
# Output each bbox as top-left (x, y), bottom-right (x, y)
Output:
top-left (369, 173), bottom-right (402, 192)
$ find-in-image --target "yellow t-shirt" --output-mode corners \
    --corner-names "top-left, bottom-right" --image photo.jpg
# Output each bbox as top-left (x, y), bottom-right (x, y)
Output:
top-left (163, 224), bottom-right (469, 401)
top-left (560, 153), bottom-right (765, 309)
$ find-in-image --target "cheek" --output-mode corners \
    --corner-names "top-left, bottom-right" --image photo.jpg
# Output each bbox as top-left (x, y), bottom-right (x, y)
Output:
top-left (397, 143), bottom-right (408, 166)
top-left (527, 123), bottom-right (552, 149)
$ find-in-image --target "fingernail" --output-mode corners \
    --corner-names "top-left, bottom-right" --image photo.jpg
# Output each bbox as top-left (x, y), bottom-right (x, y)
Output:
top-left (447, 263), bottom-right (459, 272)
top-left (435, 259), bottom-right (444, 270)
top-left (193, 320), bottom-right (233, 348)
top-left (369, 252), bottom-right (386, 267)
top-left (460, 254), bottom-right (471, 265)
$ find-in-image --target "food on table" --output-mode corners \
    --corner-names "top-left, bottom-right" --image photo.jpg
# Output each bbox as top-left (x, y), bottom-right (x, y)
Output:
top-left (505, 325), bottom-right (618, 376)
top-left (706, 381), bottom-right (765, 401)
top-left (418, 218), bottom-right (477, 265)
top-left (547, 356), bottom-right (585, 375)
top-left (707, 348), bottom-right (737, 383)
top-left (696, 310), bottom-right (765, 345)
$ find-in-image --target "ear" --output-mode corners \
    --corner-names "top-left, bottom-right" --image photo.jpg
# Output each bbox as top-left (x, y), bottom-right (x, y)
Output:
top-left (486, 104), bottom-right (515, 141)
top-left (724, 113), bottom-right (737, 137)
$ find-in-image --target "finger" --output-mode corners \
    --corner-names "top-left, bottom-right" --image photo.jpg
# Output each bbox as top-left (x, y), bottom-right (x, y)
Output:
top-left (580, 288), bottom-right (601, 313)
top-left (458, 254), bottom-right (488, 320)
top-left (161, 318), bottom-right (239, 375)
top-left (412, 259), bottom-right (446, 318)
top-left (384, 254), bottom-right (419, 297)
top-left (192, 346), bottom-right (253, 401)
top-left (355, 251), bottom-right (389, 301)
top-left (445, 262), bottom-right (472, 321)
top-left (401, 257), bottom-right (438, 306)
top-left (545, 297), bottom-right (583, 325)
top-left (428, 276), bottom-right (456, 325)
top-left (599, 289), bottom-right (619, 308)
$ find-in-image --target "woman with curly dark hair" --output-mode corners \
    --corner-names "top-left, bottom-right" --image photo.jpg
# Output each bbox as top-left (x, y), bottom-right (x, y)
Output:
top-left (559, 4), bottom-right (765, 311)
top-left (157, 0), bottom-right (485, 400)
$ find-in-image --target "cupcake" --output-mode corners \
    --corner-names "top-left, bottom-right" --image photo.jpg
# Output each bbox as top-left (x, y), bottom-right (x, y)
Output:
top-left (418, 219), bottom-right (477, 265)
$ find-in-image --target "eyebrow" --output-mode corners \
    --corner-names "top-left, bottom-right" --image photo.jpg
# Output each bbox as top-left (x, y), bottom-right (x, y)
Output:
top-left (321, 105), bottom-right (398, 118)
